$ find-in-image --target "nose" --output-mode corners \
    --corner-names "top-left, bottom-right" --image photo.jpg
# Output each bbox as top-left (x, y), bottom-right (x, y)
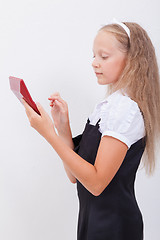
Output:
top-left (92, 58), bottom-right (100, 68)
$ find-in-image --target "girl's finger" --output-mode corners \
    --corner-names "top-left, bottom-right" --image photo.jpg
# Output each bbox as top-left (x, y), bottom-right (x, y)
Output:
top-left (49, 99), bottom-right (62, 108)
top-left (22, 98), bottom-right (32, 114)
top-left (52, 92), bottom-right (60, 96)
top-left (48, 98), bottom-right (58, 104)
top-left (48, 92), bottom-right (60, 99)
top-left (22, 99), bottom-right (36, 120)
top-left (48, 96), bottom-right (61, 101)
top-left (48, 95), bottom-right (66, 106)
top-left (54, 99), bottom-right (63, 108)
top-left (49, 94), bottom-right (65, 103)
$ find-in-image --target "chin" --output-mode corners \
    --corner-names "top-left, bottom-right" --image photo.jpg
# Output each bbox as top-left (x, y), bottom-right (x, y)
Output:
top-left (97, 79), bottom-right (109, 85)
top-left (97, 77), bottom-right (117, 85)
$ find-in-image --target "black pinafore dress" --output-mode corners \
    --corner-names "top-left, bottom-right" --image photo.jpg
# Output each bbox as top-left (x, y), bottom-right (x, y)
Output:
top-left (72, 117), bottom-right (146, 240)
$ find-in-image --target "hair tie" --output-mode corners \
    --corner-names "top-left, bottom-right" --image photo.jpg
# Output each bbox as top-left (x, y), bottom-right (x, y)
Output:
top-left (107, 18), bottom-right (130, 39)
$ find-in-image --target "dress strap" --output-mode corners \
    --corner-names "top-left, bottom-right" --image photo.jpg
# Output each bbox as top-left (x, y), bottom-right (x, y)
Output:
top-left (87, 118), bottom-right (101, 127)
top-left (96, 118), bottom-right (101, 127)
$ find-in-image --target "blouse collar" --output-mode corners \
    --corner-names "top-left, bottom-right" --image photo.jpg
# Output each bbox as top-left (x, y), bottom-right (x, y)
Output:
top-left (98, 89), bottom-right (128, 105)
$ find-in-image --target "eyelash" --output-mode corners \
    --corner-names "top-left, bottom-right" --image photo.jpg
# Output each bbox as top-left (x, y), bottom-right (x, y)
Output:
top-left (102, 56), bottom-right (108, 59)
top-left (92, 56), bottom-right (108, 59)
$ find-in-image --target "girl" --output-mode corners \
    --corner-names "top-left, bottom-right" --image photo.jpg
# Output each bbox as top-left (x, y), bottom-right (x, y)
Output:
top-left (22, 19), bottom-right (160, 240)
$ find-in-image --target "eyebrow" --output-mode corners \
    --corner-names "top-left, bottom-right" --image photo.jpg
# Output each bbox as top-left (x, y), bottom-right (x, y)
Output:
top-left (92, 49), bottom-right (110, 54)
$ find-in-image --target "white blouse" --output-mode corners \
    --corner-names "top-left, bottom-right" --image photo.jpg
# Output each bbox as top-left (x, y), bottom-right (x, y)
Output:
top-left (88, 89), bottom-right (146, 149)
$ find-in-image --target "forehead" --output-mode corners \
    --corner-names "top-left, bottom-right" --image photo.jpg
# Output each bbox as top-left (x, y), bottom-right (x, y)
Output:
top-left (93, 30), bottom-right (119, 52)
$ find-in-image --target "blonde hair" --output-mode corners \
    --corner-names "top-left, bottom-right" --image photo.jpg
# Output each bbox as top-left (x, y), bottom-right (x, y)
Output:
top-left (99, 22), bottom-right (160, 176)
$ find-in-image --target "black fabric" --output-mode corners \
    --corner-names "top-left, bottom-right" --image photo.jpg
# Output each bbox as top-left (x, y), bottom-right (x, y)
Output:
top-left (72, 118), bottom-right (146, 240)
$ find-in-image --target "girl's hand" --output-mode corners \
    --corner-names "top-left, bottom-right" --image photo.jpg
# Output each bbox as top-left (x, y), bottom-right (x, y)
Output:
top-left (48, 92), bottom-right (70, 134)
top-left (22, 99), bottom-right (57, 141)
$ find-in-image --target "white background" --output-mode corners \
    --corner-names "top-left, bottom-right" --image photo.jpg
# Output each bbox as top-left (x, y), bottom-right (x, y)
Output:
top-left (0, 0), bottom-right (160, 239)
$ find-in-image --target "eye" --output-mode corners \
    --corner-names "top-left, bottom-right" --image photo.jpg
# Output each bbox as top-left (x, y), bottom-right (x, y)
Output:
top-left (93, 55), bottom-right (95, 58)
top-left (101, 55), bottom-right (108, 59)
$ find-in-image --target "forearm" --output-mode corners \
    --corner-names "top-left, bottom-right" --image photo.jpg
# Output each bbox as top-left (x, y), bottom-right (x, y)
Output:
top-left (47, 134), bottom-right (98, 195)
top-left (57, 124), bottom-right (74, 149)
top-left (57, 124), bottom-right (77, 183)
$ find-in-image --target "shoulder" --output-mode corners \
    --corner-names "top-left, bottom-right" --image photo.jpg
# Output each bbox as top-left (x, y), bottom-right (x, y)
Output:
top-left (100, 89), bottom-right (142, 122)
top-left (99, 90), bottom-right (146, 148)
top-left (108, 90), bottom-right (142, 122)
top-left (107, 89), bottom-right (139, 108)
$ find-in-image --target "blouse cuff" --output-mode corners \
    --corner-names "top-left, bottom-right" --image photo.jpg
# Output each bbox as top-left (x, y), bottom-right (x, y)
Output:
top-left (102, 130), bottom-right (131, 149)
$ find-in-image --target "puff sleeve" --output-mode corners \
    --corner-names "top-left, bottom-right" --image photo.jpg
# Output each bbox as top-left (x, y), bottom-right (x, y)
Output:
top-left (100, 96), bottom-right (146, 149)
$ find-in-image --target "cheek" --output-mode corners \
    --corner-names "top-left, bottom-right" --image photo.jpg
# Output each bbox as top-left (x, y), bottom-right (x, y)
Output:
top-left (102, 61), bottom-right (117, 76)
top-left (104, 58), bottom-right (126, 77)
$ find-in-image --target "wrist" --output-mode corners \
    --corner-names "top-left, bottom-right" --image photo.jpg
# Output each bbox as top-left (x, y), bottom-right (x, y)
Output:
top-left (46, 129), bottom-right (58, 146)
top-left (57, 123), bottom-right (72, 138)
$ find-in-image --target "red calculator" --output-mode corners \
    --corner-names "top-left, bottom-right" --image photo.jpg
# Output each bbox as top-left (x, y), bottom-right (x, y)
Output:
top-left (9, 76), bottom-right (40, 115)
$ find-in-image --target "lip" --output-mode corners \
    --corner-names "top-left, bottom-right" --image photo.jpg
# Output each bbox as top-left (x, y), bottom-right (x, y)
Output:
top-left (95, 72), bottom-right (103, 75)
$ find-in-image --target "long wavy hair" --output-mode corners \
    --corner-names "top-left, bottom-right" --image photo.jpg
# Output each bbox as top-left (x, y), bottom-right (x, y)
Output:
top-left (98, 22), bottom-right (160, 176)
